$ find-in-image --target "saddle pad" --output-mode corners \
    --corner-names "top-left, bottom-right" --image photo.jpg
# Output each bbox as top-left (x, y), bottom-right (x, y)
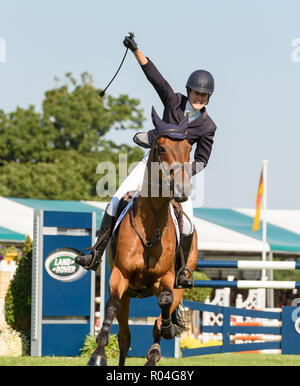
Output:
top-left (112, 198), bottom-right (180, 245)
top-left (112, 195), bottom-right (136, 236)
top-left (169, 203), bottom-right (180, 245)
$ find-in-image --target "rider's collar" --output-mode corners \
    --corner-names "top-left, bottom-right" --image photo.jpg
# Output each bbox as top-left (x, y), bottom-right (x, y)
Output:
top-left (184, 100), bottom-right (202, 123)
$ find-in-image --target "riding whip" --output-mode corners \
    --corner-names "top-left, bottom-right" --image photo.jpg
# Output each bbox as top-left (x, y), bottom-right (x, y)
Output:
top-left (98, 32), bottom-right (135, 98)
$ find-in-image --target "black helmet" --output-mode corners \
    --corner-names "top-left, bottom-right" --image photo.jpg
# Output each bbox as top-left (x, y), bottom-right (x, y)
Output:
top-left (186, 70), bottom-right (214, 95)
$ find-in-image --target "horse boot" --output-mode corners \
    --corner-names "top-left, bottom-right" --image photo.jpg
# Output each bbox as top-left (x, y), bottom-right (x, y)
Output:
top-left (75, 209), bottom-right (115, 271)
top-left (174, 233), bottom-right (194, 289)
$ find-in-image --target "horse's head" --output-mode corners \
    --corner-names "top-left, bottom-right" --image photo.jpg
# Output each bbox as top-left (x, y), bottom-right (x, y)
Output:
top-left (151, 107), bottom-right (192, 203)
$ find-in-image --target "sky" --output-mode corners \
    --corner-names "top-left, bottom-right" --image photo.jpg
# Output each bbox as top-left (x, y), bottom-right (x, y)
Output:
top-left (0, 0), bottom-right (300, 209)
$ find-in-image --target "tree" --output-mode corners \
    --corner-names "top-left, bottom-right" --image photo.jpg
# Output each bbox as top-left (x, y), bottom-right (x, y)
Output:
top-left (0, 73), bottom-right (145, 200)
top-left (5, 236), bottom-right (32, 333)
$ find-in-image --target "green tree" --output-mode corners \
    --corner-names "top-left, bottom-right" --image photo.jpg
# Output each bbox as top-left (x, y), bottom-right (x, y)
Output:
top-left (0, 73), bottom-right (145, 199)
top-left (5, 236), bottom-right (32, 333)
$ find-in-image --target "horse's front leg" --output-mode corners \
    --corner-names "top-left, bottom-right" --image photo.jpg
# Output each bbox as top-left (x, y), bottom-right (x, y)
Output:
top-left (116, 294), bottom-right (131, 366)
top-left (145, 285), bottom-right (185, 366)
top-left (88, 266), bottom-right (128, 366)
top-left (157, 272), bottom-right (177, 341)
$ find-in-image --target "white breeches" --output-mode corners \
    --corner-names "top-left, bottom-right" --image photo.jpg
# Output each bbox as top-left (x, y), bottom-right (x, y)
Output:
top-left (106, 153), bottom-right (194, 236)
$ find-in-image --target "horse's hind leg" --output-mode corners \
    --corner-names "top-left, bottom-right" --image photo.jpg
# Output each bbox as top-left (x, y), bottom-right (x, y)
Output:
top-left (145, 319), bottom-right (162, 366)
top-left (116, 293), bottom-right (131, 366)
top-left (88, 266), bottom-right (128, 366)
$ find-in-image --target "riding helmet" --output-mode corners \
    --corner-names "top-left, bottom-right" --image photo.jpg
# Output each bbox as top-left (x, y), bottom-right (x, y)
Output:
top-left (186, 70), bottom-right (215, 95)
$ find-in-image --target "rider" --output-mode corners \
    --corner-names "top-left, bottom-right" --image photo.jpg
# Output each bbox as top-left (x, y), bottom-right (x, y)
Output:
top-left (76, 34), bottom-right (217, 289)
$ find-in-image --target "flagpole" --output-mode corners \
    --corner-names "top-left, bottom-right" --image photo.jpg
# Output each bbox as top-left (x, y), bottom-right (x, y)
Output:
top-left (261, 159), bottom-right (269, 282)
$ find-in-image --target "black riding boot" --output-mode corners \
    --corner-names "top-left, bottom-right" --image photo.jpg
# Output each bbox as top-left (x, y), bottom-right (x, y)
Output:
top-left (75, 210), bottom-right (115, 271)
top-left (175, 233), bottom-right (194, 289)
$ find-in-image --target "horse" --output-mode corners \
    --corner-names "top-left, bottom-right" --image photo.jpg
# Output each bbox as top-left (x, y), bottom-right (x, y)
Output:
top-left (88, 108), bottom-right (198, 366)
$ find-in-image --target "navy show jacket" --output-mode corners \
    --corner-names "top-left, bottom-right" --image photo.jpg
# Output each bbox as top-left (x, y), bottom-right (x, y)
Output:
top-left (140, 59), bottom-right (217, 176)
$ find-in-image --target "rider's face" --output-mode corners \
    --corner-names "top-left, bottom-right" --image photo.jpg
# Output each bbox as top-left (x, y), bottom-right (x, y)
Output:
top-left (188, 90), bottom-right (209, 111)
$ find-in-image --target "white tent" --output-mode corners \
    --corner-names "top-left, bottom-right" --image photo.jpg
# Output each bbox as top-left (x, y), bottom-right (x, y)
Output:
top-left (1, 197), bottom-right (300, 255)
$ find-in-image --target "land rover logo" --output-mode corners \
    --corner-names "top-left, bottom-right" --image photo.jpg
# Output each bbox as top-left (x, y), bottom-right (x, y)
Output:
top-left (45, 250), bottom-right (86, 282)
top-left (295, 317), bottom-right (300, 335)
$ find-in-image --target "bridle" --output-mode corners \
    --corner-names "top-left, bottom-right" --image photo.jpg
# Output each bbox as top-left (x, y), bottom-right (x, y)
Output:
top-left (129, 128), bottom-right (191, 268)
top-left (152, 128), bottom-right (192, 192)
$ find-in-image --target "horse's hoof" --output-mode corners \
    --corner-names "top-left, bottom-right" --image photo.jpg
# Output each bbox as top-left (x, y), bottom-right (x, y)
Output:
top-left (144, 359), bottom-right (156, 366)
top-left (145, 343), bottom-right (161, 366)
top-left (87, 354), bottom-right (107, 366)
top-left (160, 324), bottom-right (176, 340)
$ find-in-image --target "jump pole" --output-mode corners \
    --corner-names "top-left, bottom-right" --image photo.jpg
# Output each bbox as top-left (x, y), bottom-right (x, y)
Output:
top-left (197, 260), bottom-right (300, 270)
top-left (193, 280), bottom-right (300, 289)
top-left (196, 259), bottom-right (300, 289)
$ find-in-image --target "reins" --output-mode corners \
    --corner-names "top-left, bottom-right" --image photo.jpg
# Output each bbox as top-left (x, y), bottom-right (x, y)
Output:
top-left (130, 197), bottom-right (170, 249)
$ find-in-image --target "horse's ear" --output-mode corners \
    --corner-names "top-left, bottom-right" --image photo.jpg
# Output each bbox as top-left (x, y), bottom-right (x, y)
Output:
top-left (178, 114), bottom-right (189, 130)
top-left (151, 106), bottom-right (166, 131)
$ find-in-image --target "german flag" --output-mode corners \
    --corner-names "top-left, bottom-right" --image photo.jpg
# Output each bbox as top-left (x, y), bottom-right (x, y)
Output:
top-left (252, 171), bottom-right (264, 232)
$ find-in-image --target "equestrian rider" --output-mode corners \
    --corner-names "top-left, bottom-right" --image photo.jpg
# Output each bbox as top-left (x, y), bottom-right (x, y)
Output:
top-left (76, 34), bottom-right (217, 289)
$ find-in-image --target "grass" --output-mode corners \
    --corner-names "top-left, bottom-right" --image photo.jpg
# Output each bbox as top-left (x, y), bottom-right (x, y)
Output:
top-left (1, 354), bottom-right (300, 366)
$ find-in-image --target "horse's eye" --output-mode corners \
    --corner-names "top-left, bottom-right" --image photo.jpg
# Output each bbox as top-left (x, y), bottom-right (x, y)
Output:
top-left (158, 146), bottom-right (166, 153)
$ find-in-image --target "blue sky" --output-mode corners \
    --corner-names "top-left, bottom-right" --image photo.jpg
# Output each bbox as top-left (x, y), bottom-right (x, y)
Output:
top-left (1, 0), bottom-right (300, 209)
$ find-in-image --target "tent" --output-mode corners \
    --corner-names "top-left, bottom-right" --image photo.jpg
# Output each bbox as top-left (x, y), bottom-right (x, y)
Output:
top-left (1, 197), bottom-right (300, 256)
top-left (0, 225), bottom-right (25, 243)
top-left (193, 208), bottom-right (300, 255)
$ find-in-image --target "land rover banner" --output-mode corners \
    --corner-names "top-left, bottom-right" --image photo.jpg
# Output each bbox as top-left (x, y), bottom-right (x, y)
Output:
top-left (45, 249), bottom-right (86, 282)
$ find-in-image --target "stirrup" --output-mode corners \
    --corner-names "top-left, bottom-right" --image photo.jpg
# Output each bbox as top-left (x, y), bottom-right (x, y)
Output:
top-left (76, 223), bottom-right (112, 271)
top-left (76, 246), bottom-right (100, 270)
top-left (174, 266), bottom-right (194, 289)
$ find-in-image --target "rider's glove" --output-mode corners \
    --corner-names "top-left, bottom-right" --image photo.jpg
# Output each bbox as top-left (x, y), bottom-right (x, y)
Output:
top-left (123, 35), bottom-right (138, 52)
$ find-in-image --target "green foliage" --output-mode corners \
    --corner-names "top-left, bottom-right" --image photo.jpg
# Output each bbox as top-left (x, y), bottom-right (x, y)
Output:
top-left (273, 258), bottom-right (300, 281)
top-left (80, 333), bottom-right (119, 359)
top-left (183, 271), bottom-right (213, 302)
top-left (0, 245), bottom-right (23, 262)
top-left (0, 72), bottom-right (145, 200)
top-left (5, 236), bottom-right (32, 333)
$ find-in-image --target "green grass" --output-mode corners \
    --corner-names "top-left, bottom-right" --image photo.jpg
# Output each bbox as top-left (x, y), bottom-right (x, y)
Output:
top-left (1, 354), bottom-right (300, 366)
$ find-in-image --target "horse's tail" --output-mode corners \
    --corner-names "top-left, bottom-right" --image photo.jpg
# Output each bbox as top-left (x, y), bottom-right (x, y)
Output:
top-left (171, 303), bottom-right (189, 335)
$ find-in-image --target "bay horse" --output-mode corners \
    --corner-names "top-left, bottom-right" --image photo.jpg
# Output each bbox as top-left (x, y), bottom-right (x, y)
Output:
top-left (88, 107), bottom-right (198, 366)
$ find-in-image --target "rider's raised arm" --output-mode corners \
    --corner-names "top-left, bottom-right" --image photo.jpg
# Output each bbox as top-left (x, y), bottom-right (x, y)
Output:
top-left (123, 34), bottom-right (177, 107)
top-left (192, 131), bottom-right (215, 176)
top-left (139, 58), bottom-right (177, 108)
top-left (134, 49), bottom-right (148, 66)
